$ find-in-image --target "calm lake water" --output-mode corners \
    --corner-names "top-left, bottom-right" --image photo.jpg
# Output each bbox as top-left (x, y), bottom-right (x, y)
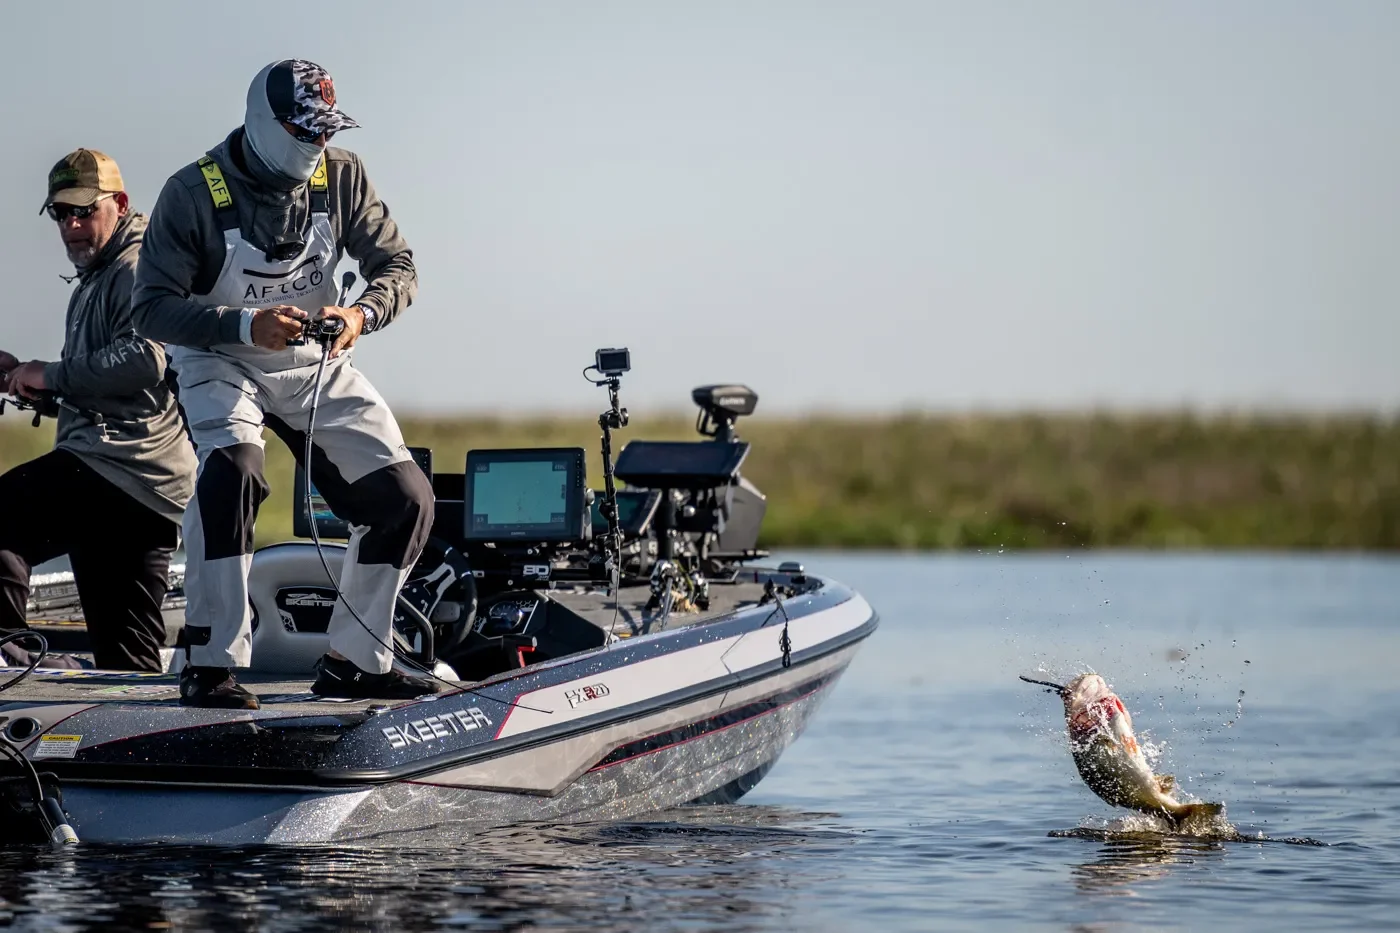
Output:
top-left (3, 551), bottom-right (1398, 931)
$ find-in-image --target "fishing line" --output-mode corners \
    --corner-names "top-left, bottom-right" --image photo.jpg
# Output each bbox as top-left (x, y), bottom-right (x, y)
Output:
top-left (300, 281), bottom-right (551, 715)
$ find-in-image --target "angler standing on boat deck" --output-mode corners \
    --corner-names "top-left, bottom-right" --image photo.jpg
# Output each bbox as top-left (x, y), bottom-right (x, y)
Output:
top-left (0, 149), bottom-right (196, 672)
top-left (131, 60), bottom-right (436, 709)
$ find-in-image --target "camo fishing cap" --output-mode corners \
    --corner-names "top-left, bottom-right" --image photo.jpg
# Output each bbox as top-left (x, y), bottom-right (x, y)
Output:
top-left (261, 59), bottom-right (360, 138)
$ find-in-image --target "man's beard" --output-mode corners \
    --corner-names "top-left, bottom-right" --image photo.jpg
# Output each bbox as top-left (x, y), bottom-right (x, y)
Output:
top-left (65, 240), bottom-right (97, 267)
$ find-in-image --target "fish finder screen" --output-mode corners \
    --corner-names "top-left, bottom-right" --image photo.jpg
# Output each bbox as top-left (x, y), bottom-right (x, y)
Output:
top-left (464, 448), bottom-right (586, 541)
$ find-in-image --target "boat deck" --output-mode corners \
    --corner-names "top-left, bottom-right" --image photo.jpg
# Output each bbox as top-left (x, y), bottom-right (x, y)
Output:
top-left (7, 578), bottom-right (775, 710)
top-left (0, 669), bottom-right (414, 714)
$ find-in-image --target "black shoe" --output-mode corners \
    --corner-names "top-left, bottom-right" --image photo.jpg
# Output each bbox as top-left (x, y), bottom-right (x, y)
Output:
top-left (179, 665), bottom-right (261, 710)
top-left (310, 655), bottom-right (440, 700)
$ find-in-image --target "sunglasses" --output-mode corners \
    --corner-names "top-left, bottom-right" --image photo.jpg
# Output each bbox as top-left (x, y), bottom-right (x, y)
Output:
top-left (46, 192), bottom-right (115, 222)
top-left (283, 121), bottom-right (332, 144)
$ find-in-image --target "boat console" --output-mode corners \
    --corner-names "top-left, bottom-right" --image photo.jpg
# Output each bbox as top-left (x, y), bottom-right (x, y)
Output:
top-left (265, 348), bottom-right (773, 683)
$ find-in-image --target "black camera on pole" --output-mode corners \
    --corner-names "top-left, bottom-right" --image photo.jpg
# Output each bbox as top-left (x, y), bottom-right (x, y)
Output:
top-left (595, 347), bottom-right (630, 377)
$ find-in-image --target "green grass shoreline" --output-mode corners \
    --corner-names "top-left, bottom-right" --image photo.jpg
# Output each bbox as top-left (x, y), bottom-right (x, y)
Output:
top-left (4, 412), bottom-right (1396, 550)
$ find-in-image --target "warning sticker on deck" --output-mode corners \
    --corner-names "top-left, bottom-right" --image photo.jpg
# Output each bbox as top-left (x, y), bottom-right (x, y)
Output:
top-left (33, 735), bottom-right (82, 759)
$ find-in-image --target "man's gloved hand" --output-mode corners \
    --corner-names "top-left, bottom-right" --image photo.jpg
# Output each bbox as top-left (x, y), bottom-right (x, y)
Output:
top-left (0, 349), bottom-right (18, 375)
top-left (250, 305), bottom-right (309, 351)
top-left (314, 305), bottom-right (365, 359)
top-left (4, 360), bottom-right (50, 399)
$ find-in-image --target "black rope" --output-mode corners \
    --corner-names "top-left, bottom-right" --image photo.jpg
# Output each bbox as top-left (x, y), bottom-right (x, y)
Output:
top-left (762, 579), bottom-right (792, 668)
top-left (0, 631), bottom-right (48, 695)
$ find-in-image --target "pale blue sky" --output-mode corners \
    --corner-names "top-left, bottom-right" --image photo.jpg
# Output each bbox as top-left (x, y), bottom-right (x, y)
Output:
top-left (1, 1), bottom-right (1395, 414)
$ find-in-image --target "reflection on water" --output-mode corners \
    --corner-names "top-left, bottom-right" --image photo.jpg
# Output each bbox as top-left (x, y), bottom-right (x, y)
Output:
top-left (1051, 826), bottom-right (1333, 898)
top-left (0, 808), bottom-right (853, 933)
top-left (1053, 827), bottom-right (1235, 898)
top-left (1069, 836), bottom-right (1227, 896)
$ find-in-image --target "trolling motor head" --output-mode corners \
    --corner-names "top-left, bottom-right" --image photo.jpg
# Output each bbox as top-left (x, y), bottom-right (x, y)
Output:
top-left (692, 384), bottom-right (757, 443)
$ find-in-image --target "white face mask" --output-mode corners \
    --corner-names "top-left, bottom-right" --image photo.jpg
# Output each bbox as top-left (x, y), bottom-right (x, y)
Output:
top-left (243, 62), bottom-right (323, 182)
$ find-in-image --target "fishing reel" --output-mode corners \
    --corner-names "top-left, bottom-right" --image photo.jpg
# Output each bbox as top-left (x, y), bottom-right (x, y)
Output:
top-left (290, 316), bottom-right (346, 347)
top-left (290, 273), bottom-right (359, 348)
top-left (0, 394), bottom-right (56, 427)
top-left (0, 392), bottom-right (103, 428)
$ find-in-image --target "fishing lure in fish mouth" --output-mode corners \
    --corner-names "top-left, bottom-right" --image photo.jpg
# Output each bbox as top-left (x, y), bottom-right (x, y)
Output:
top-left (1022, 671), bottom-right (1226, 830)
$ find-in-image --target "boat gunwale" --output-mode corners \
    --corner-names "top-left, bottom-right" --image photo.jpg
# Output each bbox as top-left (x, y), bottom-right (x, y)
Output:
top-left (27, 597), bottom-right (878, 790)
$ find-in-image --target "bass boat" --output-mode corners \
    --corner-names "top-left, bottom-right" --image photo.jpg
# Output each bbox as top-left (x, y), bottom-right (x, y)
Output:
top-left (1, 347), bottom-right (877, 845)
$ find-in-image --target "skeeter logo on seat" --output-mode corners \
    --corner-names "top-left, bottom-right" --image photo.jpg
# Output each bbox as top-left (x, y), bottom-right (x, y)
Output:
top-left (382, 707), bottom-right (493, 750)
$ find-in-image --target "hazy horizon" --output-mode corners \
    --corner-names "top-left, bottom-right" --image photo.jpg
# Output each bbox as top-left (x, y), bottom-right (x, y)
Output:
top-left (1, 2), bottom-right (1395, 416)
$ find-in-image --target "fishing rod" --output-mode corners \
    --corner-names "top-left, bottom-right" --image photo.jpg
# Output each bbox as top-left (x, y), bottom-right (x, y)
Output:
top-left (0, 393), bottom-right (106, 428)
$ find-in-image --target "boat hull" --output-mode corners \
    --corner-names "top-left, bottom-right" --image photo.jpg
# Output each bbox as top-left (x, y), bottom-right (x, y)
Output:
top-left (59, 650), bottom-right (852, 845)
top-left (6, 574), bottom-right (876, 846)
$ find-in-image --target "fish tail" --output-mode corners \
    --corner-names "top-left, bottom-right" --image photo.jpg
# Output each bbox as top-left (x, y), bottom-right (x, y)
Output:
top-left (1168, 802), bottom-right (1225, 828)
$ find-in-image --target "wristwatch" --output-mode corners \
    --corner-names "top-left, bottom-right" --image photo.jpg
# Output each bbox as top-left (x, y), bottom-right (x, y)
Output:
top-left (354, 303), bottom-right (379, 334)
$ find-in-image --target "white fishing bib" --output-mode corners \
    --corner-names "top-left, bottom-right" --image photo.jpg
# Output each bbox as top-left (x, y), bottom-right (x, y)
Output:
top-left (174, 155), bottom-right (339, 373)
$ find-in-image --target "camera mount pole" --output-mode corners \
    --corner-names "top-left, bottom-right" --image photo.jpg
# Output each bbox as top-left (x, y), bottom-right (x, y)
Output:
top-left (597, 375), bottom-right (628, 596)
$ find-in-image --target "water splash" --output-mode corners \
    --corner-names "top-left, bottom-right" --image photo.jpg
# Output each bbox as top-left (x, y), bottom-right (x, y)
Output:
top-left (1222, 689), bottom-right (1246, 728)
top-left (1066, 807), bottom-right (1238, 839)
top-left (1050, 821), bottom-right (1331, 847)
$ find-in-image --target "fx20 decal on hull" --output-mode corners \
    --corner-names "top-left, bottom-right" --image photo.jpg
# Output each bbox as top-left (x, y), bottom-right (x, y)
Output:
top-left (565, 684), bottom-right (611, 708)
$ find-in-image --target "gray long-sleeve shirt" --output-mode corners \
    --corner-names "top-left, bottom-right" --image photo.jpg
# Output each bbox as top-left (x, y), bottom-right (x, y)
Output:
top-left (40, 213), bottom-right (197, 522)
top-left (131, 128), bottom-right (417, 348)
